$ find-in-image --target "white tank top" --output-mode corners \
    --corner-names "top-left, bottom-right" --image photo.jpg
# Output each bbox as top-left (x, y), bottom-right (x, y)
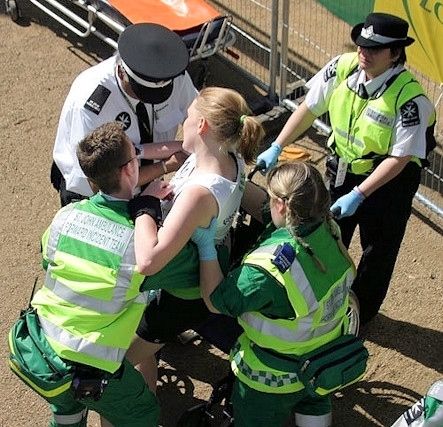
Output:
top-left (161, 153), bottom-right (246, 244)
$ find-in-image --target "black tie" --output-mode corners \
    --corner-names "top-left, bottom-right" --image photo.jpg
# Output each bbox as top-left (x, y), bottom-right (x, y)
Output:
top-left (358, 83), bottom-right (369, 99)
top-left (136, 102), bottom-right (152, 144)
top-left (136, 102), bottom-right (153, 170)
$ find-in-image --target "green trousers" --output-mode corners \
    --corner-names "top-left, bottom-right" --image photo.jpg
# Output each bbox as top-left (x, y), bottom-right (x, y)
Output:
top-left (231, 378), bottom-right (332, 427)
top-left (49, 359), bottom-right (159, 427)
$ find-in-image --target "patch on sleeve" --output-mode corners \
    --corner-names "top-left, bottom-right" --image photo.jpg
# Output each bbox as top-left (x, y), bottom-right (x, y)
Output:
top-left (323, 58), bottom-right (339, 82)
top-left (115, 112), bottom-right (131, 130)
top-left (400, 100), bottom-right (420, 127)
top-left (84, 85), bottom-right (111, 115)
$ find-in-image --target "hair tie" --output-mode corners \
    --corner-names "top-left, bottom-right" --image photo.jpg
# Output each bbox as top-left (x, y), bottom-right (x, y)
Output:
top-left (240, 114), bottom-right (247, 124)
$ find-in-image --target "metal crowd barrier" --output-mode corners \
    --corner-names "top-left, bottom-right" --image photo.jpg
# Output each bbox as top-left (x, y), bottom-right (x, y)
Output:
top-left (209, 0), bottom-right (443, 219)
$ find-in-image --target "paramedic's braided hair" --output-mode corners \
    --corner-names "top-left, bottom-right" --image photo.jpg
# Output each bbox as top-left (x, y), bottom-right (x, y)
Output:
top-left (195, 87), bottom-right (265, 164)
top-left (266, 161), bottom-right (354, 273)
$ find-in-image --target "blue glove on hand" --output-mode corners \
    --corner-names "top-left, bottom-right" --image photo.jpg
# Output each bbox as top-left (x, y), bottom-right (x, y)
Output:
top-left (256, 141), bottom-right (282, 172)
top-left (191, 218), bottom-right (218, 261)
top-left (330, 188), bottom-right (364, 219)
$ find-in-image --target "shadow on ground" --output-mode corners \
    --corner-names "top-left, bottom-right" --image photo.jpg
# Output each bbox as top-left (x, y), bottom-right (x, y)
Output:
top-left (156, 310), bottom-right (442, 427)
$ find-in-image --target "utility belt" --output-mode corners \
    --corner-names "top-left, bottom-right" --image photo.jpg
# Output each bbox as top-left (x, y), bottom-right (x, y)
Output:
top-left (69, 361), bottom-right (123, 401)
top-left (326, 152), bottom-right (385, 178)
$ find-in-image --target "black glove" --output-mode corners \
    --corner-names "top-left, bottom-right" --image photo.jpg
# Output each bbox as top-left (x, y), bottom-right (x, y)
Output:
top-left (128, 195), bottom-right (162, 226)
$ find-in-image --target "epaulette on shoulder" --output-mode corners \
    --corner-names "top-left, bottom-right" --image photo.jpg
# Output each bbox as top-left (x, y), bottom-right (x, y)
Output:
top-left (84, 84), bottom-right (111, 115)
top-left (272, 242), bottom-right (295, 273)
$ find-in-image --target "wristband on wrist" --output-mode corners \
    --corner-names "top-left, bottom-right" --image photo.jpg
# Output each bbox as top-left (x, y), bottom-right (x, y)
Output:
top-left (161, 161), bottom-right (168, 174)
top-left (128, 195), bottom-right (162, 225)
top-left (353, 186), bottom-right (366, 200)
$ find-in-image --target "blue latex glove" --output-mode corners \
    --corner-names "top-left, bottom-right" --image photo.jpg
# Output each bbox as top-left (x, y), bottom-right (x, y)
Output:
top-left (191, 218), bottom-right (218, 261)
top-left (330, 189), bottom-right (364, 219)
top-left (256, 141), bottom-right (282, 172)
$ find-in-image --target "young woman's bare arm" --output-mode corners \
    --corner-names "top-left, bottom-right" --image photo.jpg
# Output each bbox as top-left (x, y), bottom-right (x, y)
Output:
top-left (134, 185), bottom-right (218, 275)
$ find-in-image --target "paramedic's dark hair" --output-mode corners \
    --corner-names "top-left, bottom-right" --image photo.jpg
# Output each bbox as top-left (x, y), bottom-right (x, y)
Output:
top-left (77, 121), bottom-right (130, 194)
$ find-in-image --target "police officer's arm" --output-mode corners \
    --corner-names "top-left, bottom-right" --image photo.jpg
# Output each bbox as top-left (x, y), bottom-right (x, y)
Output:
top-left (54, 106), bottom-right (99, 196)
top-left (258, 56), bottom-right (338, 170)
top-left (257, 102), bottom-right (317, 169)
top-left (274, 102), bottom-right (318, 150)
top-left (331, 155), bottom-right (412, 219)
top-left (137, 141), bottom-right (189, 186)
top-left (136, 152), bottom-right (187, 187)
top-left (357, 155), bottom-right (412, 198)
top-left (140, 140), bottom-right (184, 159)
top-left (137, 162), bottom-right (170, 187)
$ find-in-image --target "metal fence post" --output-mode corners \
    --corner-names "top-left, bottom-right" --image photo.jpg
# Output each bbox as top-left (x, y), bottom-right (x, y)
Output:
top-left (279, 0), bottom-right (290, 102)
top-left (269, 0), bottom-right (280, 100)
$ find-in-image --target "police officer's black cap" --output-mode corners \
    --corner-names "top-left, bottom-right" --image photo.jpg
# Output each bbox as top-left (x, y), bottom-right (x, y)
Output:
top-left (351, 13), bottom-right (415, 49)
top-left (118, 23), bottom-right (190, 104)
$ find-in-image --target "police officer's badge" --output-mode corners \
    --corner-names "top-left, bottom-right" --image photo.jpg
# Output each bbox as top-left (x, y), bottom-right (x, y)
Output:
top-left (116, 112), bottom-right (131, 130)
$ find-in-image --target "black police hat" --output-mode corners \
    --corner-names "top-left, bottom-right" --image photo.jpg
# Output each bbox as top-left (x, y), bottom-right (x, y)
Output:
top-left (351, 13), bottom-right (415, 49)
top-left (118, 23), bottom-right (190, 104)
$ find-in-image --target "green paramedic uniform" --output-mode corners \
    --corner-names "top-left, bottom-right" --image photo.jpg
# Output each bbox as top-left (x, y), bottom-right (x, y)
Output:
top-left (10, 194), bottom-right (159, 427)
top-left (210, 221), bottom-right (355, 427)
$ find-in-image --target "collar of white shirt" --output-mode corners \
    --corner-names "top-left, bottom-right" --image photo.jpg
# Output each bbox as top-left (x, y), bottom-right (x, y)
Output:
top-left (352, 64), bottom-right (403, 98)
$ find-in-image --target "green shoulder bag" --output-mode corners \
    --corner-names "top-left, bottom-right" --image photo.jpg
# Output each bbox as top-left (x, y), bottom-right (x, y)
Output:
top-left (8, 309), bottom-right (74, 404)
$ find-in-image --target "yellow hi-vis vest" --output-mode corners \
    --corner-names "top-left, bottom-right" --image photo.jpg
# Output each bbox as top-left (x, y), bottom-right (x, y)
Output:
top-left (231, 222), bottom-right (354, 393)
top-left (328, 52), bottom-right (436, 175)
top-left (32, 196), bottom-right (149, 373)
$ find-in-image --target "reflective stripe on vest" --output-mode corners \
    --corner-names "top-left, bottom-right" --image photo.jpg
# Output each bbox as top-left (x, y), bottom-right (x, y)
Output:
top-left (44, 206), bottom-right (146, 311)
top-left (231, 336), bottom-right (305, 394)
top-left (231, 225), bottom-right (353, 393)
top-left (39, 315), bottom-right (127, 365)
top-left (239, 245), bottom-right (353, 354)
top-left (34, 200), bottom-right (147, 372)
top-left (328, 52), bottom-right (434, 174)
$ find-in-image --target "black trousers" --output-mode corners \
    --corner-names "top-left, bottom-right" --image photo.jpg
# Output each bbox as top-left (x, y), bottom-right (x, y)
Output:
top-left (59, 177), bottom-right (87, 207)
top-left (50, 161), bottom-right (86, 207)
top-left (329, 161), bottom-right (421, 324)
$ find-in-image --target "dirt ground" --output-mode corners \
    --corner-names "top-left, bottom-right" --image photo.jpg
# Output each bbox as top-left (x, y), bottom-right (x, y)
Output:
top-left (1, 2), bottom-right (442, 427)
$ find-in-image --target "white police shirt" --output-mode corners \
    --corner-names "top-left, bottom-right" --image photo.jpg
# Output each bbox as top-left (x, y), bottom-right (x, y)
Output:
top-left (53, 55), bottom-right (197, 196)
